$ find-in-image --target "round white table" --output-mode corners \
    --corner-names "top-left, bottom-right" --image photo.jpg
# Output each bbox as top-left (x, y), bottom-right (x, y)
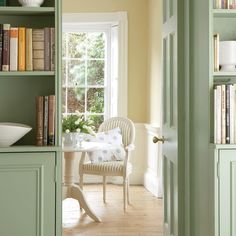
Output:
top-left (63, 142), bottom-right (112, 222)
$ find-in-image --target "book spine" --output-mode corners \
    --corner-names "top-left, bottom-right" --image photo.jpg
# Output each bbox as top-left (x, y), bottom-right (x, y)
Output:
top-left (32, 29), bottom-right (44, 71)
top-left (226, 84), bottom-right (230, 144)
top-left (26, 28), bottom-right (33, 71)
top-left (216, 85), bottom-right (222, 144)
top-left (214, 87), bottom-right (217, 143)
top-left (18, 27), bottom-right (26, 71)
top-left (221, 84), bottom-right (226, 144)
top-left (48, 95), bottom-right (55, 145)
top-left (43, 96), bottom-right (49, 146)
top-left (0, 24), bottom-right (3, 71)
top-left (44, 27), bottom-right (50, 71)
top-left (36, 96), bottom-right (44, 146)
top-left (230, 84), bottom-right (235, 143)
top-left (10, 27), bottom-right (18, 71)
top-left (2, 24), bottom-right (10, 71)
top-left (50, 28), bottom-right (55, 71)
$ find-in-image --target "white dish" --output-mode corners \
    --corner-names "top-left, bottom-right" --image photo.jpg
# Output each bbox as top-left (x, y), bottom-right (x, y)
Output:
top-left (0, 122), bottom-right (32, 147)
top-left (18, 0), bottom-right (44, 7)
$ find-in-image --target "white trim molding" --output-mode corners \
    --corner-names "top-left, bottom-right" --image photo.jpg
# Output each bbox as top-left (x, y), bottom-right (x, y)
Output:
top-left (144, 124), bottom-right (163, 198)
top-left (62, 12), bottom-right (128, 118)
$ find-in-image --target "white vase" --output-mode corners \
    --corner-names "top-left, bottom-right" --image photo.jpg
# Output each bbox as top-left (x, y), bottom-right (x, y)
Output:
top-left (219, 41), bottom-right (236, 71)
top-left (18, 0), bottom-right (44, 7)
top-left (62, 132), bottom-right (78, 147)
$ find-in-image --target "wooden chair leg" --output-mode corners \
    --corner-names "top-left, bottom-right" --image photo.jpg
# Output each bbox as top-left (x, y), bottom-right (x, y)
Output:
top-left (79, 174), bottom-right (83, 190)
top-left (127, 177), bottom-right (130, 205)
top-left (123, 179), bottom-right (127, 211)
top-left (103, 176), bottom-right (106, 203)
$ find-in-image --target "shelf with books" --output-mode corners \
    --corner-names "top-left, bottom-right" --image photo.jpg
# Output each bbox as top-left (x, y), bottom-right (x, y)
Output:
top-left (213, 71), bottom-right (236, 76)
top-left (0, 6), bottom-right (55, 15)
top-left (0, 71), bottom-right (55, 76)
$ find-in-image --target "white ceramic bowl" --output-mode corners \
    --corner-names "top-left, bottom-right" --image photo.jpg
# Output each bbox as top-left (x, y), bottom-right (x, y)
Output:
top-left (219, 41), bottom-right (236, 71)
top-left (0, 122), bottom-right (32, 147)
top-left (18, 0), bottom-right (44, 7)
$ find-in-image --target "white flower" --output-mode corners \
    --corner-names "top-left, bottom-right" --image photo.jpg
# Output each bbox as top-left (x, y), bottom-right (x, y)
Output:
top-left (65, 129), bottom-right (70, 133)
top-left (76, 128), bottom-right (81, 133)
top-left (75, 118), bottom-right (82, 125)
top-left (83, 125), bottom-right (88, 129)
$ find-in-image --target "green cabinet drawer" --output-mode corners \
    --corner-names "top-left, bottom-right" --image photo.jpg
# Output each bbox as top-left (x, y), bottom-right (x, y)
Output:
top-left (0, 152), bottom-right (56, 236)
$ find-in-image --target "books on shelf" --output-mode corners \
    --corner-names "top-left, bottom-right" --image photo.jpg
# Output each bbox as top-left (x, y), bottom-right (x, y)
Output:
top-left (0, 24), bottom-right (55, 72)
top-left (36, 95), bottom-right (55, 146)
top-left (214, 84), bottom-right (236, 144)
top-left (214, 0), bottom-right (236, 9)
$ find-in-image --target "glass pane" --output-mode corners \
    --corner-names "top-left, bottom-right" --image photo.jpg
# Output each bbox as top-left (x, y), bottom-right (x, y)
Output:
top-left (62, 33), bottom-right (66, 58)
top-left (62, 60), bottom-right (66, 86)
top-left (67, 88), bottom-right (85, 113)
top-left (68, 60), bottom-right (85, 87)
top-left (88, 115), bottom-right (104, 131)
top-left (62, 88), bottom-right (66, 113)
top-left (68, 32), bottom-right (86, 58)
top-left (87, 32), bottom-right (105, 59)
top-left (87, 88), bottom-right (104, 113)
top-left (87, 60), bottom-right (105, 86)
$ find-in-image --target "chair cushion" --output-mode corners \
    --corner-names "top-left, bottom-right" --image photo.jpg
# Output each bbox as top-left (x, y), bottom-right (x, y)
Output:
top-left (85, 127), bottom-right (126, 163)
top-left (83, 161), bottom-right (132, 176)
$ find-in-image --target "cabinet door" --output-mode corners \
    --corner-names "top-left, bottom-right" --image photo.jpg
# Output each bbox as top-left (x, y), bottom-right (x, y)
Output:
top-left (0, 152), bottom-right (56, 236)
top-left (219, 150), bottom-right (236, 236)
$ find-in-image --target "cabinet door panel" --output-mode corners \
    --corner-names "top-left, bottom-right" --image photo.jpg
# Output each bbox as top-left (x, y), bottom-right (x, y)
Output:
top-left (219, 150), bottom-right (236, 236)
top-left (0, 152), bottom-right (55, 236)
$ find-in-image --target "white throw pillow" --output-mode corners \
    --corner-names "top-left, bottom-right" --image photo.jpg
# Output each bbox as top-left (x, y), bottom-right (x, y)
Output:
top-left (85, 127), bottom-right (126, 163)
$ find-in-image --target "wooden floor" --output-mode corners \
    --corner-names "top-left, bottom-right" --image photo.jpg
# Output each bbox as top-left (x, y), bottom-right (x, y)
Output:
top-left (63, 184), bottom-right (163, 236)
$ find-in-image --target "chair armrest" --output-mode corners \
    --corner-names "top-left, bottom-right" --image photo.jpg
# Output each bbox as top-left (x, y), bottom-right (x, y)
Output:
top-left (125, 144), bottom-right (135, 152)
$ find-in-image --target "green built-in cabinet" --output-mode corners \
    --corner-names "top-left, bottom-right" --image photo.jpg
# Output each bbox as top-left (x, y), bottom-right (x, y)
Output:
top-left (0, 1), bottom-right (62, 236)
top-left (209, 1), bottom-right (236, 236)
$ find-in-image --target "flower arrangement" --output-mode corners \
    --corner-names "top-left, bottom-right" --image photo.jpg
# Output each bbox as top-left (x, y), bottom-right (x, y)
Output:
top-left (62, 111), bottom-right (95, 135)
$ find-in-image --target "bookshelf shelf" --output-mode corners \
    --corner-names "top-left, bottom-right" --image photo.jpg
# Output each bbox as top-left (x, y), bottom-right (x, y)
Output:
top-left (213, 9), bottom-right (236, 17)
top-left (213, 71), bottom-right (236, 76)
top-left (0, 71), bottom-right (55, 76)
top-left (0, 6), bottom-right (55, 15)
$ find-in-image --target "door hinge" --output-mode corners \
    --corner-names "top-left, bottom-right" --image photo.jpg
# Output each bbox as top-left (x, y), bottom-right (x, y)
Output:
top-left (217, 161), bottom-right (220, 179)
top-left (54, 165), bottom-right (57, 183)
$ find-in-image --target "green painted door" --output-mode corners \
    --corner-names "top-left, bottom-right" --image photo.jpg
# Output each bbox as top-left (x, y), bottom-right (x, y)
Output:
top-left (162, 0), bottom-right (185, 235)
top-left (0, 152), bottom-right (56, 236)
top-left (218, 150), bottom-right (236, 236)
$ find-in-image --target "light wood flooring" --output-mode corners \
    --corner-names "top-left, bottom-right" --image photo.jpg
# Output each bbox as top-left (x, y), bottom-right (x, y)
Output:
top-left (63, 184), bottom-right (163, 236)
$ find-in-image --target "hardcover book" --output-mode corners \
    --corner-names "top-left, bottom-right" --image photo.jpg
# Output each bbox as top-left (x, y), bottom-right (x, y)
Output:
top-left (50, 28), bottom-right (55, 71)
top-left (44, 27), bottom-right (50, 71)
top-left (2, 24), bottom-right (10, 71)
top-left (18, 27), bottom-right (26, 71)
top-left (36, 96), bottom-right (44, 146)
top-left (32, 29), bottom-right (44, 71)
top-left (0, 24), bottom-right (3, 71)
top-left (10, 27), bottom-right (18, 71)
top-left (43, 96), bottom-right (49, 146)
top-left (26, 28), bottom-right (33, 71)
top-left (48, 95), bottom-right (55, 145)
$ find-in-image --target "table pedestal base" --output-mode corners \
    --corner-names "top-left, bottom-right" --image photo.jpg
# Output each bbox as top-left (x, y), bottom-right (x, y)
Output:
top-left (63, 151), bottom-right (101, 222)
top-left (63, 184), bottom-right (101, 222)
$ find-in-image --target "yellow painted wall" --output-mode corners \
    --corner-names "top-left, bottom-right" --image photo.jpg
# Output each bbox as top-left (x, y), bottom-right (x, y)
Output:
top-left (147, 0), bottom-right (162, 124)
top-left (62, 0), bottom-right (149, 123)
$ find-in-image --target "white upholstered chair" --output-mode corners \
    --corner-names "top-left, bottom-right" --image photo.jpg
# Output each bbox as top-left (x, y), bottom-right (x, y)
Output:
top-left (79, 117), bottom-right (135, 211)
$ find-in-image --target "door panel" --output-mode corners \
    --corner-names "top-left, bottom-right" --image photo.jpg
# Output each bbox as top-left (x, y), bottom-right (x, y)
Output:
top-left (219, 150), bottom-right (236, 236)
top-left (0, 152), bottom-right (55, 236)
top-left (162, 0), bottom-right (183, 235)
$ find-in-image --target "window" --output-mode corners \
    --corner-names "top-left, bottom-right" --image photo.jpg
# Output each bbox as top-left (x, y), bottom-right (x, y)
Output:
top-left (63, 13), bottom-right (128, 130)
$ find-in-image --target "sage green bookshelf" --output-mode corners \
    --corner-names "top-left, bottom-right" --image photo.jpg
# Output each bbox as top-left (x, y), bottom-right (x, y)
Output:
top-left (0, 1), bottom-right (62, 236)
top-left (210, 1), bottom-right (236, 236)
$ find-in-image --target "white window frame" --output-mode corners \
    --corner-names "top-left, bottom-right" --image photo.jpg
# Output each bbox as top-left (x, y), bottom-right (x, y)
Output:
top-left (63, 12), bottom-right (128, 118)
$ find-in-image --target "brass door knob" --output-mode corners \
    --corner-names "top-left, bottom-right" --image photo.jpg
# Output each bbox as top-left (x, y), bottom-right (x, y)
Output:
top-left (153, 136), bottom-right (165, 144)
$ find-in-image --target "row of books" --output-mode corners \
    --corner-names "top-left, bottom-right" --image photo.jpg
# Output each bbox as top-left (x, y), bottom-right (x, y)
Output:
top-left (214, 84), bottom-right (236, 144)
top-left (214, 0), bottom-right (236, 9)
top-left (36, 95), bottom-right (55, 146)
top-left (0, 24), bottom-right (55, 72)
top-left (213, 34), bottom-right (220, 72)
